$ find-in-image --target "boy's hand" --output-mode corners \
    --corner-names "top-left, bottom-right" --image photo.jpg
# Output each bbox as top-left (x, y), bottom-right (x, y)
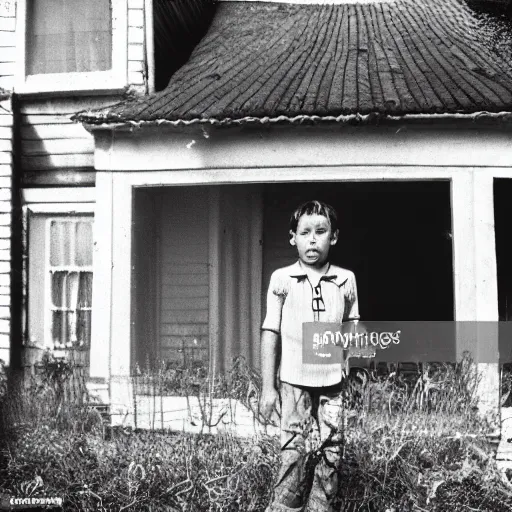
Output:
top-left (259, 387), bottom-right (279, 420)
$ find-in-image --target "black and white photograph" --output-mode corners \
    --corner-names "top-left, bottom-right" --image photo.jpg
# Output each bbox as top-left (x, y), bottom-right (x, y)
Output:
top-left (1, 0), bottom-right (512, 510)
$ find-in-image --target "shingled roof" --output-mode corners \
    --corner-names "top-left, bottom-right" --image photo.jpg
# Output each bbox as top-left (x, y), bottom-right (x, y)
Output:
top-left (78, 0), bottom-right (512, 126)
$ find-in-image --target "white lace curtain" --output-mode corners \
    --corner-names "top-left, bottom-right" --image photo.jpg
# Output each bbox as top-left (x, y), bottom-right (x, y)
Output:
top-left (26, 0), bottom-right (112, 75)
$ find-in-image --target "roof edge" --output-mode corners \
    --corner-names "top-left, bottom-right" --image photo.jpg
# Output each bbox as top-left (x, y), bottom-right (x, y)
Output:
top-left (78, 111), bottom-right (512, 132)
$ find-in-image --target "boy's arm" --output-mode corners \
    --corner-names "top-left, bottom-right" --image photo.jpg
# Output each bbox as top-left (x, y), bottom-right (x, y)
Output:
top-left (259, 270), bottom-right (285, 420)
top-left (260, 330), bottom-right (280, 419)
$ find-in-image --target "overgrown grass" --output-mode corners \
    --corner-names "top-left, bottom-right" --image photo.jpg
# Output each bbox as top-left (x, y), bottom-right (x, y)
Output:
top-left (1, 354), bottom-right (512, 511)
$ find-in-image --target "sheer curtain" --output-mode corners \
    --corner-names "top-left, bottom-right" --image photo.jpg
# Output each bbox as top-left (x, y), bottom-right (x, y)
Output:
top-left (26, 0), bottom-right (112, 75)
top-left (211, 185), bottom-right (264, 374)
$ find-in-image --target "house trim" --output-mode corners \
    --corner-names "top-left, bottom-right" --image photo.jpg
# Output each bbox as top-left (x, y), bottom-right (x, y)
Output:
top-left (22, 188), bottom-right (95, 204)
top-left (92, 165), bottom-right (503, 418)
top-left (15, 0), bottom-right (128, 96)
top-left (92, 123), bottom-right (512, 172)
top-left (143, 0), bottom-right (155, 94)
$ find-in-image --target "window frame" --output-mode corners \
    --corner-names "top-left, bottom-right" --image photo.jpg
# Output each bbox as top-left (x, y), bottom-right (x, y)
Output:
top-left (22, 190), bottom-right (95, 349)
top-left (15, 0), bottom-right (127, 96)
top-left (44, 216), bottom-right (94, 349)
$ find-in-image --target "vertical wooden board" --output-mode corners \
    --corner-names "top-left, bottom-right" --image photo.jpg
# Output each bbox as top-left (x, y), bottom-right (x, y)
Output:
top-left (158, 186), bottom-right (210, 365)
top-left (110, 174), bottom-right (133, 376)
top-left (90, 173), bottom-right (113, 381)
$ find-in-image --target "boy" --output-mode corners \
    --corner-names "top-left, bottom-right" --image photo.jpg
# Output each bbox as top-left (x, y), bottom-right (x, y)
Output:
top-left (260, 200), bottom-right (359, 512)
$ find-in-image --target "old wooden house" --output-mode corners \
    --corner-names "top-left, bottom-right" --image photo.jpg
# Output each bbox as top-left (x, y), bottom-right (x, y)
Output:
top-left (2, 0), bottom-right (512, 442)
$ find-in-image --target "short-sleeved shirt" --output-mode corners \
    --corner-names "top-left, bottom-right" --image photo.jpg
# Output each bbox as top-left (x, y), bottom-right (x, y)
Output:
top-left (262, 260), bottom-right (359, 387)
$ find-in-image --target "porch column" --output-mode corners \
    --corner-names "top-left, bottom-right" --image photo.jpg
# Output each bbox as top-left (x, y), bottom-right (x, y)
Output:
top-left (109, 173), bottom-right (133, 419)
top-left (88, 172), bottom-right (113, 403)
top-left (452, 172), bottom-right (499, 418)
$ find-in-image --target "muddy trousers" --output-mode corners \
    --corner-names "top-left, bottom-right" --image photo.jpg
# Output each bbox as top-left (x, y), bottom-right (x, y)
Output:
top-left (266, 382), bottom-right (344, 512)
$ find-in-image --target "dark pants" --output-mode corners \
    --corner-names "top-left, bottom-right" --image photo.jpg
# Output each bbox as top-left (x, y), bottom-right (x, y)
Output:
top-left (266, 382), bottom-right (345, 512)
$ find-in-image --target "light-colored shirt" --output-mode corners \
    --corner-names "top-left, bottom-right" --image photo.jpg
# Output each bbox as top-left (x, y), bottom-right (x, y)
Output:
top-left (262, 260), bottom-right (359, 387)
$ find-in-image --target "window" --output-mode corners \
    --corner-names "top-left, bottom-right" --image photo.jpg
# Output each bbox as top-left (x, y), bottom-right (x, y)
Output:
top-left (16, 0), bottom-right (127, 94)
top-left (28, 213), bottom-right (94, 348)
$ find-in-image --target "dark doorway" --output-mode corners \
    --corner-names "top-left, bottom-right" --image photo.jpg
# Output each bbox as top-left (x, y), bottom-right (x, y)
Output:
top-left (263, 181), bottom-right (454, 322)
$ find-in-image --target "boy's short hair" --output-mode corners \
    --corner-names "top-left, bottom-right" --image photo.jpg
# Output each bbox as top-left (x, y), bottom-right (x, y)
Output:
top-left (289, 200), bottom-right (338, 233)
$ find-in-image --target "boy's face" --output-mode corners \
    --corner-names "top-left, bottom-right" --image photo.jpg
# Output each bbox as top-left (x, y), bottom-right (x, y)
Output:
top-left (290, 213), bottom-right (338, 269)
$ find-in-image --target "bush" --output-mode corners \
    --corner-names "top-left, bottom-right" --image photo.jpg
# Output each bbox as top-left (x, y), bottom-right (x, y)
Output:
top-left (0, 427), bottom-right (279, 511)
top-left (1, 354), bottom-right (512, 511)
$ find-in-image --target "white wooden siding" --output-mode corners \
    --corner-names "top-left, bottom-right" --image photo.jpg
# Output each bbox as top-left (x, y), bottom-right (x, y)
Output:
top-left (128, 0), bottom-right (147, 92)
top-left (14, 0), bottom-right (150, 177)
top-left (19, 97), bottom-right (122, 177)
top-left (159, 188), bottom-right (209, 364)
top-left (0, 94), bottom-right (12, 365)
top-left (0, 0), bottom-right (16, 91)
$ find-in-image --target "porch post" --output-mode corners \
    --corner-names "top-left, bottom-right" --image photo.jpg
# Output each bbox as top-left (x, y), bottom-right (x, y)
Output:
top-left (451, 172), bottom-right (499, 418)
top-left (109, 173), bottom-right (134, 422)
top-left (88, 172), bottom-right (113, 403)
top-left (208, 187), bottom-right (220, 379)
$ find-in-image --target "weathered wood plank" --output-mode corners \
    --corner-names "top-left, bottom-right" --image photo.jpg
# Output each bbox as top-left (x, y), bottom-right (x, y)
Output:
top-left (0, 222), bottom-right (11, 236)
top-left (21, 114), bottom-right (73, 125)
top-left (21, 124), bottom-right (90, 140)
top-left (165, 310), bottom-right (208, 323)
top-left (21, 154), bottom-right (94, 170)
top-left (0, 319), bottom-right (9, 334)
top-left (161, 285), bottom-right (209, 299)
top-left (0, 115), bottom-right (13, 127)
top-left (0, 76), bottom-right (13, 89)
top-left (20, 96), bottom-right (124, 115)
top-left (129, 26), bottom-right (144, 44)
top-left (0, 46), bottom-right (15, 62)
top-left (0, 164), bottom-right (11, 177)
top-left (0, 126), bottom-right (12, 141)
top-left (0, 31), bottom-right (15, 47)
top-left (0, 62), bottom-right (14, 75)
top-left (0, 139), bottom-right (12, 151)
top-left (0, 273), bottom-right (10, 287)
top-left (23, 170), bottom-right (96, 187)
top-left (161, 324), bottom-right (208, 336)
top-left (161, 335), bottom-right (209, 350)
top-left (161, 297), bottom-right (209, 310)
top-left (128, 0), bottom-right (144, 9)
top-left (0, 1), bottom-right (16, 17)
top-left (162, 273), bottom-right (209, 286)
top-left (0, 16), bottom-right (15, 31)
top-left (128, 44), bottom-right (144, 62)
top-left (22, 138), bottom-right (94, 156)
top-left (165, 263), bottom-right (208, 275)
top-left (129, 9), bottom-right (144, 27)
top-left (129, 61), bottom-right (144, 73)
top-left (129, 70), bottom-right (145, 85)
top-left (0, 151), bottom-right (11, 164)
top-left (22, 187), bottom-right (94, 203)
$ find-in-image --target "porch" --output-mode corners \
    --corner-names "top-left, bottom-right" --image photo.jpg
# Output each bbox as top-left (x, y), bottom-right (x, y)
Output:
top-left (85, 122), bottom-right (510, 429)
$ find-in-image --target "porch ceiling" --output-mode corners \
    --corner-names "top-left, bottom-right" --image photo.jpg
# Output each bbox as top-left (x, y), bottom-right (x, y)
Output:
top-left (77, 0), bottom-right (512, 127)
